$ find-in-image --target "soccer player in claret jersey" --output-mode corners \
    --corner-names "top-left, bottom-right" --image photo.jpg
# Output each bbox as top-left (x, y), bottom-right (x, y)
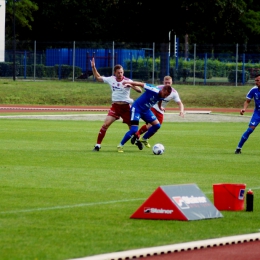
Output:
top-left (235, 73), bottom-right (260, 154)
top-left (91, 57), bottom-right (142, 152)
top-left (117, 81), bottom-right (172, 152)
top-left (131, 76), bottom-right (184, 145)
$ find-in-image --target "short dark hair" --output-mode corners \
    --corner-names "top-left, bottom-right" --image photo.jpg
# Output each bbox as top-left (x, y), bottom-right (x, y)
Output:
top-left (163, 85), bottom-right (172, 94)
top-left (255, 74), bottom-right (260, 78)
top-left (114, 64), bottom-right (123, 73)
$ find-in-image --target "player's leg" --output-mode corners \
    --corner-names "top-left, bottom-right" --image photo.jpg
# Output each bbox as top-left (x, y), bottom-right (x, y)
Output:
top-left (131, 124), bottom-right (148, 144)
top-left (235, 113), bottom-right (259, 154)
top-left (130, 123), bottom-right (149, 145)
top-left (120, 105), bottom-right (143, 150)
top-left (140, 111), bottom-right (161, 148)
top-left (93, 115), bottom-right (116, 151)
top-left (132, 108), bottom-right (161, 143)
top-left (117, 107), bottom-right (142, 152)
top-left (145, 112), bottom-right (163, 140)
top-left (117, 123), bottom-right (139, 152)
top-left (93, 104), bottom-right (122, 151)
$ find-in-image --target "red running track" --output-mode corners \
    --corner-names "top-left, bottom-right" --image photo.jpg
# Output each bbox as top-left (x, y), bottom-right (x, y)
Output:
top-left (139, 240), bottom-right (260, 260)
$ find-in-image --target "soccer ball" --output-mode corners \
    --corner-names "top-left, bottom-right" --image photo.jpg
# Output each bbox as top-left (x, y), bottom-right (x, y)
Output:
top-left (152, 143), bottom-right (165, 155)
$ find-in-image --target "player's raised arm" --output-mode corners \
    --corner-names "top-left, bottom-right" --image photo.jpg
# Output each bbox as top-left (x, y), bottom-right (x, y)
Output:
top-left (90, 57), bottom-right (103, 82)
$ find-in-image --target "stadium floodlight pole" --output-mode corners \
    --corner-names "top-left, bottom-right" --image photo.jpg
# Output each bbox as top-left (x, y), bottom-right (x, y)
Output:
top-left (152, 42), bottom-right (155, 84)
top-left (168, 31), bottom-right (171, 57)
top-left (72, 41), bottom-right (75, 82)
top-left (33, 40), bottom-right (36, 81)
top-left (12, 0), bottom-right (16, 81)
top-left (12, 0), bottom-right (21, 81)
top-left (112, 41), bottom-right (114, 75)
top-left (235, 43), bottom-right (238, 87)
top-left (193, 43), bottom-right (196, 86)
top-left (167, 30), bottom-right (171, 76)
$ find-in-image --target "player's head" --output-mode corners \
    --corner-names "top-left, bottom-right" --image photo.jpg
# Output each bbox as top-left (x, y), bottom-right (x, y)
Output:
top-left (163, 76), bottom-right (172, 86)
top-left (159, 85), bottom-right (172, 98)
top-left (255, 74), bottom-right (260, 87)
top-left (114, 64), bottom-right (124, 80)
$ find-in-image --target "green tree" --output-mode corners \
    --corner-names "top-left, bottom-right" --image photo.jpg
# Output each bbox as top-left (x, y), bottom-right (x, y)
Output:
top-left (7, 0), bottom-right (260, 46)
top-left (5, 0), bottom-right (38, 41)
top-left (239, 0), bottom-right (260, 44)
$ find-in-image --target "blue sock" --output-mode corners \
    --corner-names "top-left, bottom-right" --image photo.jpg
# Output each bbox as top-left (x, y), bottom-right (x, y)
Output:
top-left (143, 123), bottom-right (160, 139)
top-left (237, 128), bottom-right (254, 148)
top-left (120, 126), bottom-right (138, 145)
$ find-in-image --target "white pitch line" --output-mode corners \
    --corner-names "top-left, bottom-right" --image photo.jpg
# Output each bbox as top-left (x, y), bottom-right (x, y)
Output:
top-left (1, 187), bottom-right (260, 215)
top-left (0, 198), bottom-right (145, 215)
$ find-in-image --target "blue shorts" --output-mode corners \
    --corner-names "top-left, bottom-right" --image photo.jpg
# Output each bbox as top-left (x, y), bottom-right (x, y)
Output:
top-left (130, 106), bottom-right (157, 124)
top-left (249, 112), bottom-right (260, 127)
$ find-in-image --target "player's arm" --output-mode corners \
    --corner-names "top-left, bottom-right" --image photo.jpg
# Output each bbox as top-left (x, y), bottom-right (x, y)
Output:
top-left (177, 101), bottom-right (185, 117)
top-left (90, 57), bottom-right (103, 82)
top-left (240, 99), bottom-right (251, 115)
top-left (130, 85), bottom-right (142, 93)
top-left (123, 81), bottom-right (145, 88)
top-left (123, 83), bottom-right (142, 93)
top-left (157, 100), bottom-right (165, 111)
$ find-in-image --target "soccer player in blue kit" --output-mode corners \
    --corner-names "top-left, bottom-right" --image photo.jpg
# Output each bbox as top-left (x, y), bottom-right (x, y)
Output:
top-left (117, 81), bottom-right (172, 152)
top-left (235, 74), bottom-right (260, 154)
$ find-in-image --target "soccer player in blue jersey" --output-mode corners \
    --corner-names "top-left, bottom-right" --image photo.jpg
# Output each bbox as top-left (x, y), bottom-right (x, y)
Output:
top-left (117, 81), bottom-right (172, 152)
top-left (235, 74), bottom-right (260, 154)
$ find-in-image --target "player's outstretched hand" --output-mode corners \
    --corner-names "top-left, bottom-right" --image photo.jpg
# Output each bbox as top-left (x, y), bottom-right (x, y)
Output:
top-left (90, 57), bottom-right (95, 68)
top-left (240, 109), bottom-right (245, 115)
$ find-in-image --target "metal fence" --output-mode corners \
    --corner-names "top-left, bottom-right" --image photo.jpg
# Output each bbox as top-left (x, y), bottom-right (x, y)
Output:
top-left (1, 40), bottom-right (260, 85)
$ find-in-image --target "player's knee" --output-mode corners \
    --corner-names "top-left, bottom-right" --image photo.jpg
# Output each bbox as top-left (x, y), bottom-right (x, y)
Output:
top-left (153, 123), bottom-right (161, 131)
top-left (247, 127), bottom-right (254, 134)
top-left (129, 125), bottom-right (138, 135)
top-left (131, 120), bottom-right (139, 126)
top-left (102, 123), bottom-right (109, 129)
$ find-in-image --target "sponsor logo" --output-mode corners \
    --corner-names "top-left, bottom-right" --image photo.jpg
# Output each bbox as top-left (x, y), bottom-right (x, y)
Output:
top-left (112, 86), bottom-right (122, 91)
top-left (144, 207), bottom-right (173, 214)
top-left (172, 196), bottom-right (207, 209)
top-left (238, 189), bottom-right (245, 200)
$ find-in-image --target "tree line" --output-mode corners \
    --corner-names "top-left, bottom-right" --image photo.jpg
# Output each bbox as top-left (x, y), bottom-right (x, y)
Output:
top-left (4, 0), bottom-right (260, 45)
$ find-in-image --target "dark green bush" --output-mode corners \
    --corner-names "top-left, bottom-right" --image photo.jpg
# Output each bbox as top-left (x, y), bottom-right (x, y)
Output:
top-left (45, 66), bottom-right (56, 78)
top-left (0, 62), bottom-right (15, 76)
top-left (228, 70), bottom-right (250, 83)
top-left (97, 67), bottom-right (113, 77)
top-left (0, 62), bottom-right (82, 79)
top-left (195, 70), bottom-right (213, 79)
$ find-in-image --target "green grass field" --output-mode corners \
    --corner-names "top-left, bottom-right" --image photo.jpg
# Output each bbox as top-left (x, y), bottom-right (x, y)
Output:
top-left (1, 118), bottom-right (260, 260)
top-left (0, 78), bottom-right (255, 109)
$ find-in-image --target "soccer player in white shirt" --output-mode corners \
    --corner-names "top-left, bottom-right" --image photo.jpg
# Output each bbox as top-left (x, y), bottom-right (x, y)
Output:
top-left (131, 76), bottom-right (184, 145)
top-left (91, 57), bottom-right (142, 151)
